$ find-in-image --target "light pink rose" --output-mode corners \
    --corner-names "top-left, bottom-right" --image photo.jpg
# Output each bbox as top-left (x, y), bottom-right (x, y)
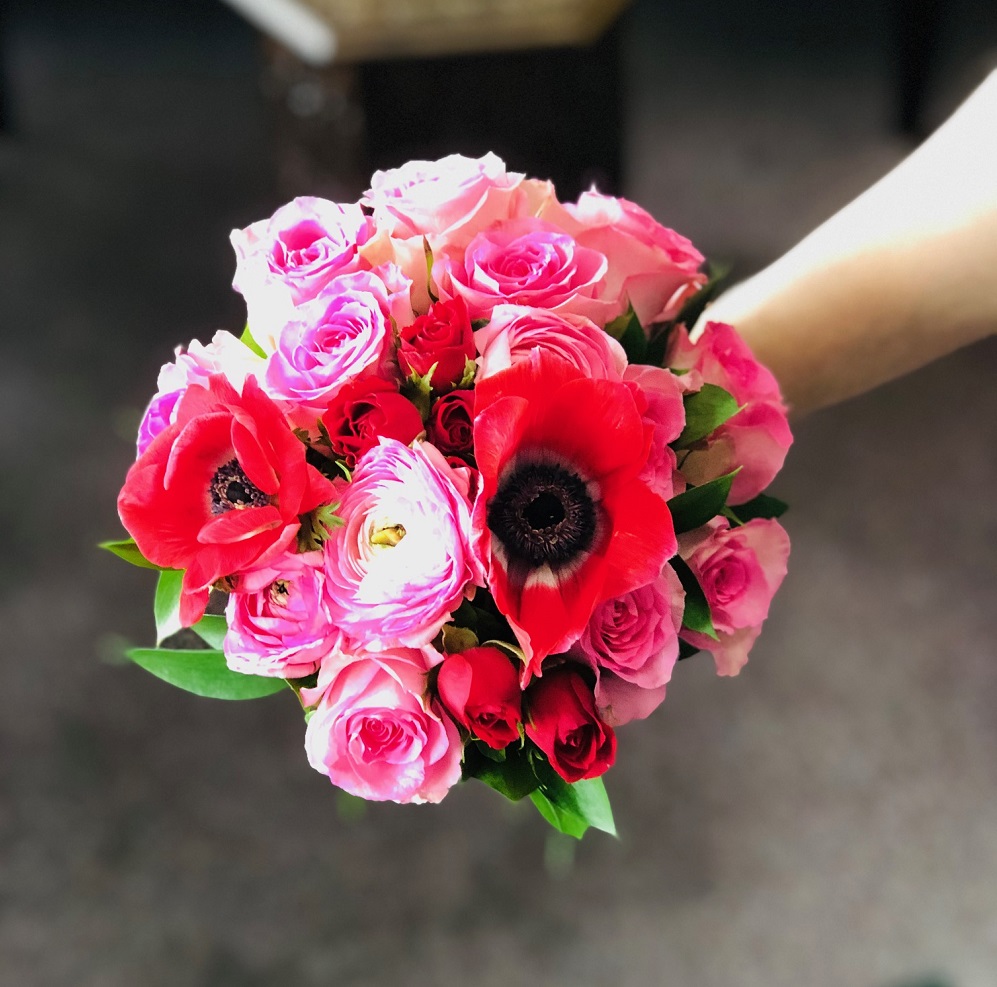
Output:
top-left (304, 647), bottom-right (462, 804)
top-left (136, 330), bottom-right (264, 456)
top-left (540, 190), bottom-right (706, 325)
top-left (474, 304), bottom-right (627, 382)
top-left (624, 364), bottom-right (688, 500)
top-left (223, 550), bottom-right (336, 679)
top-left (434, 217), bottom-right (610, 322)
top-left (230, 197), bottom-right (375, 347)
top-left (679, 517), bottom-right (790, 676)
top-left (264, 269), bottom-right (401, 426)
top-left (322, 439), bottom-right (484, 651)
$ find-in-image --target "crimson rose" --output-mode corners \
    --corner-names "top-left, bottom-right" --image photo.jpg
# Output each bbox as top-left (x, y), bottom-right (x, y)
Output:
top-left (437, 646), bottom-right (522, 749)
top-left (397, 296), bottom-right (474, 392)
top-left (525, 665), bottom-right (616, 782)
top-left (427, 389), bottom-right (474, 457)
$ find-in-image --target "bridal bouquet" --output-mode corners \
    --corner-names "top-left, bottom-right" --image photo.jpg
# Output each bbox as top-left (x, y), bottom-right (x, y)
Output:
top-left (104, 154), bottom-right (792, 838)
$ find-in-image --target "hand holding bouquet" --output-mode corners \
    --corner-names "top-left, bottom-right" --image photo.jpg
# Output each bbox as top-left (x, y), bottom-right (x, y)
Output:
top-left (105, 154), bottom-right (792, 837)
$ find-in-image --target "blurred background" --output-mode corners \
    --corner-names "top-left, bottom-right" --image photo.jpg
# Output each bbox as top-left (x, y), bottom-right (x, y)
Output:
top-left (2, 0), bottom-right (997, 984)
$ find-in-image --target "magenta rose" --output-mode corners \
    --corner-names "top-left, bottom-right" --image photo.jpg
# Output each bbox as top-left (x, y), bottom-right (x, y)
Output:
top-left (230, 197), bottom-right (375, 347)
top-left (474, 304), bottom-right (627, 382)
top-left (624, 364), bottom-right (688, 501)
top-left (397, 296), bottom-right (475, 392)
top-left (322, 438), bottom-right (485, 651)
top-left (319, 377), bottom-right (424, 468)
top-left (427, 390), bottom-right (474, 457)
top-left (435, 218), bottom-right (609, 322)
top-left (679, 517), bottom-right (790, 676)
top-left (265, 270), bottom-right (399, 426)
top-left (223, 550), bottom-right (336, 678)
top-left (436, 646), bottom-right (522, 749)
top-left (304, 647), bottom-right (462, 804)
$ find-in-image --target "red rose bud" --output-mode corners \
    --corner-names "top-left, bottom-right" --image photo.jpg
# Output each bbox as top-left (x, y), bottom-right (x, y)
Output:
top-left (427, 389), bottom-right (474, 457)
top-left (319, 377), bottom-right (423, 468)
top-left (525, 665), bottom-right (616, 783)
top-left (398, 296), bottom-right (474, 392)
top-left (437, 646), bottom-right (522, 749)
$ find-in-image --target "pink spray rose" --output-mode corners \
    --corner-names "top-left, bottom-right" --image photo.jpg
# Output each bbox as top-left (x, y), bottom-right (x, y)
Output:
top-left (679, 517), bottom-right (790, 676)
top-left (230, 197), bottom-right (375, 348)
top-left (304, 647), bottom-right (462, 804)
top-left (322, 438), bottom-right (484, 650)
top-left (573, 565), bottom-right (685, 726)
top-left (136, 330), bottom-right (264, 456)
top-left (474, 304), bottom-right (627, 382)
top-left (223, 550), bottom-right (337, 678)
top-left (668, 322), bottom-right (792, 504)
top-left (434, 218), bottom-right (610, 322)
top-left (623, 364), bottom-right (689, 501)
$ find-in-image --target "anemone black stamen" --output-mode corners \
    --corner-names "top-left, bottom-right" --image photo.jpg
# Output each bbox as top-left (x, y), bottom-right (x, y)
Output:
top-left (210, 459), bottom-right (271, 515)
top-left (487, 460), bottom-right (596, 568)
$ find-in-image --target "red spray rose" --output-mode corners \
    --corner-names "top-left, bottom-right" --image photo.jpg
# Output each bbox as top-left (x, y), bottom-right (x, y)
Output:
top-left (319, 376), bottom-right (424, 467)
top-left (117, 375), bottom-right (336, 626)
top-left (427, 389), bottom-right (474, 457)
top-left (437, 646), bottom-right (522, 749)
top-left (525, 665), bottom-right (616, 782)
top-left (397, 296), bottom-right (475, 391)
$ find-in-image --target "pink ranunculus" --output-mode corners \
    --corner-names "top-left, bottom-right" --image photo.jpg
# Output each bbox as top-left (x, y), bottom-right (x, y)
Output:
top-left (679, 517), bottom-right (790, 676)
top-left (322, 438), bottom-right (484, 651)
top-left (474, 304), bottom-right (627, 382)
top-left (230, 197), bottom-right (375, 349)
top-left (136, 330), bottom-right (265, 457)
top-left (624, 364), bottom-right (688, 501)
top-left (434, 218), bottom-right (610, 322)
top-left (540, 190), bottom-right (706, 325)
top-left (304, 647), bottom-right (462, 804)
top-left (223, 550), bottom-right (336, 678)
top-left (264, 269), bottom-right (400, 427)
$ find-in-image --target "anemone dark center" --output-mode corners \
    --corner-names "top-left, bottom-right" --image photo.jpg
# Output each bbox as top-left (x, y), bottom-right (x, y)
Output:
top-left (487, 461), bottom-right (596, 568)
top-left (210, 459), bottom-right (270, 515)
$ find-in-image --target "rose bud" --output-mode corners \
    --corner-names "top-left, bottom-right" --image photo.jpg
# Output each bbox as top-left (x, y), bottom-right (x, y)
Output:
top-left (437, 646), bottom-right (522, 749)
top-left (427, 389), bottom-right (474, 457)
top-left (525, 665), bottom-right (616, 783)
top-left (397, 296), bottom-right (475, 392)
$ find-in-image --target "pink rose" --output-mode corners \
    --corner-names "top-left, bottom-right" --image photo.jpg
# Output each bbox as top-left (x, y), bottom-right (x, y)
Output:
top-left (264, 270), bottom-right (400, 426)
top-left (223, 550), bottom-right (336, 678)
top-left (304, 648), bottom-right (462, 804)
top-left (136, 330), bottom-right (264, 456)
top-left (541, 190), bottom-right (706, 325)
top-left (624, 364), bottom-right (688, 501)
top-left (230, 197), bottom-right (375, 347)
top-left (474, 304), bottom-right (627, 382)
top-left (434, 218), bottom-right (609, 322)
top-left (322, 439), bottom-right (484, 651)
top-left (679, 517), bottom-right (790, 676)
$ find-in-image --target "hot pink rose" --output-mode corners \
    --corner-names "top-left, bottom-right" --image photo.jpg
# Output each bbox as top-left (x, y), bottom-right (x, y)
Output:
top-left (223, 550), bottom-right (336, 678)
top-left (322, 439), bottom-right (484, 651)
top-left (541, 190), bottom-right (706, 326)
top-left (434, 218), bottom-right (609, 322)
top-left (304, 647), bottom-right (462, 804)
top-left (230, 197), bottom-right (375, 347)
top-left (679, 517), bottom-right (790, 676)
top-left (624, 364), bottom-right (688, 501)
top-left (474, 304), bottom-right (627, 382)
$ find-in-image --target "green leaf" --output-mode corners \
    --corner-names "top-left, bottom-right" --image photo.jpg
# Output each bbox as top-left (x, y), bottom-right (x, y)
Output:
top-left (606, 308), bottom-right (647, 364)
top-left (124, 648), bottom-right (286, 700)
top-left (192, 614), bottom-right (228, 650)
top-left (725, 492), bottom-right (788, 524)
top-left (677, 639), bottom-right (701, 661)
top-left (240, 323), bottom-right (266, 358)
top-left (666, 469), bottom-right (739, 534)
top-left (672, 261), bottom-right (732, 331)
top-left (458, 356), bottom-right (477, 389)
top-left (99, 538), bottom-right (162, 570)
top-left (672, 556), bottom-right (718, 640)
top-left (154, 569), bottom-right (185, 645)
top-left (644, 323), bottom-right (674, 368)
top-left (529, 771), bottom-right (617, 839)
top-left (466, 743), bottom-right (539, 801)
top-left (675, 384), bottom-right (739, 448)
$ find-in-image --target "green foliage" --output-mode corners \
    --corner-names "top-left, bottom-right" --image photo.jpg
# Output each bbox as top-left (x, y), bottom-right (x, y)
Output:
top-left (124, 648), bottom-right (286, 700)
top-left (153, 569), bottom-right (185, 645)
top-left (724, 492), bottom-right (789, 525)
top-left (239, 324), bottom-right (266, 358)
top-left (675, 384), bottom-right (739, 448)
top-left (98, 537), bottom-right (161, 570)
top-left (529, 754), bottom-right (617, 839)
top-left (666, 469), bottom-right (739, 534)
top-left (672, 556), bottom-right (718, 640)
top-left (606, 307), bottom-right (648, 364)
top-left (672, 261), bottom-right (731, 331)
top-left (192, 614), bottom-right (228, 650)
top-left (463, 742), bottom-right (540, 801)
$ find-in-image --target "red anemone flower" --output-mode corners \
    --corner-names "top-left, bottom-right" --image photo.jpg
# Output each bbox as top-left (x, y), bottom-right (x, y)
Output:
top-left (472, 350), bottom-right (677, 678)
top-left (118, 375), bottom-right (336, 626)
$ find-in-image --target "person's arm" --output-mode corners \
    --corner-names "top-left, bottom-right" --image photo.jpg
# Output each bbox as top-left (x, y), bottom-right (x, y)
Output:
top-left (696, 68), bottom-right (997, 416)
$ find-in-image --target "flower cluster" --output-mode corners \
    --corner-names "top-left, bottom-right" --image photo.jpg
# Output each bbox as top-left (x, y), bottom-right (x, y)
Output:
top-left (110, 153), bottom-right (791, 836)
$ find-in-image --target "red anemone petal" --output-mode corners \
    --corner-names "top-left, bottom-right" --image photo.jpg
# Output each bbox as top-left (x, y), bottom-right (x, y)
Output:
top-left (197, 505), bottom-right (283, 544)
top-left (231, 419), bottom-right (279, 495)
top-left (472, 395), bottom-right (530, 490)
